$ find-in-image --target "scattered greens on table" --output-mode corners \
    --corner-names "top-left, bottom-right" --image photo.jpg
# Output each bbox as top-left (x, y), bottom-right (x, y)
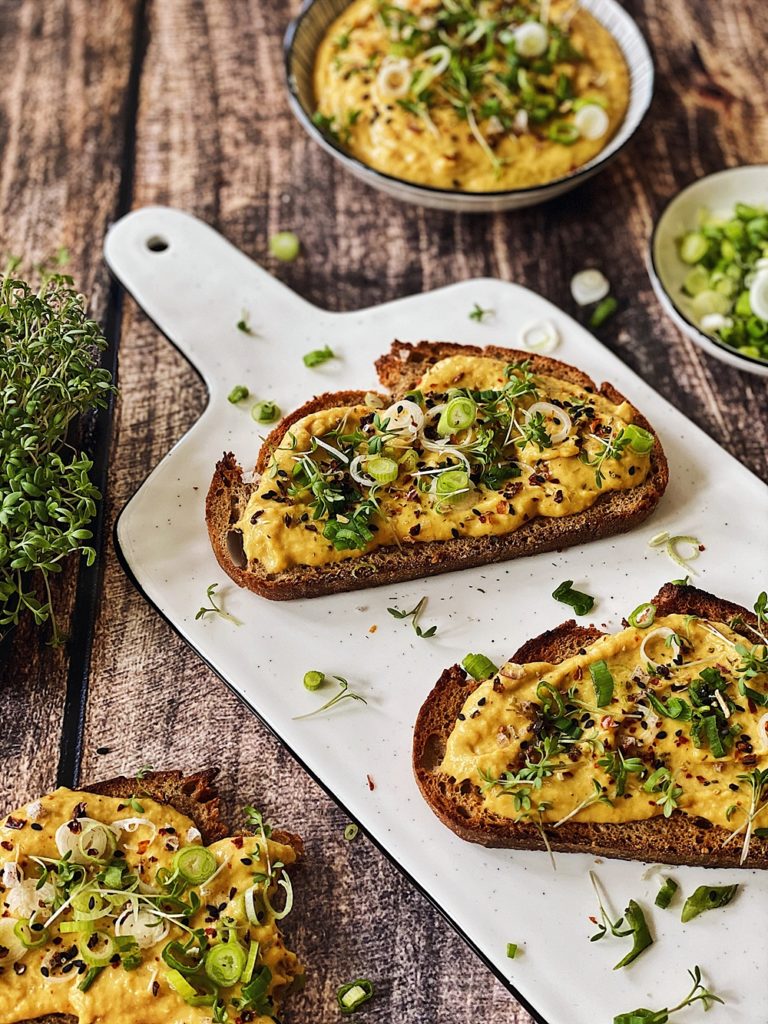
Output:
top-left (678, 201), bottom-right (768, 361)
top-left (0, 264), bottom-right (116, 642)
top-left (613, 966), bottom-right (723, 1024)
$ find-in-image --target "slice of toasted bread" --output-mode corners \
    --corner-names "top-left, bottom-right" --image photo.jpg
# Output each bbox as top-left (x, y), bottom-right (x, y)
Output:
top-left (413, 584), bottom-right (768, 868)
top-left (12, 769), bottom-right (302, 1024)
top-left (206, 341), bottom-right (669, 600)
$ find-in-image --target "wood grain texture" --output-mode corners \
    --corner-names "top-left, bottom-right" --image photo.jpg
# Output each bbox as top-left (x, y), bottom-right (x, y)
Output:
top-left (0, 0), bottom-right (139, 809)
top-left (2, 0), bottom-right (767, 1022)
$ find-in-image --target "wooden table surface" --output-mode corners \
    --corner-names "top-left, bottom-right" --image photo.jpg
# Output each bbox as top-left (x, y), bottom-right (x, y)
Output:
top-left (1, 1), bottom-right (766, 1022)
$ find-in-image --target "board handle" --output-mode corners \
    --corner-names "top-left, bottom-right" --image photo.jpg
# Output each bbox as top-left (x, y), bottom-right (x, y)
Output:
top-left (103, 206), bottom-right (312, 384)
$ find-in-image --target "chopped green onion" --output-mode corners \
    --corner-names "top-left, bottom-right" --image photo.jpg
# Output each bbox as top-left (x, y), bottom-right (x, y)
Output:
top-left (621, 424), bottom-right (654, 454)
top-left (205, 940), bottom-right (247, 987)
top-left (240, 940), bottom-right (260, 985)
top-left (172, 845), bottom-right (218, 886)
top-left (303, 345), bottom-right (335, 368)
top-left (78, 966), bottom-right (103, 992)
top-left (251, 400), bottom-right (280, 424)
top-left (680, 231), bottom-right (709, 264)
top-left (337, 979), bottom-right (374, 1014)
top-left (552, 580), bottom-right (594, 616)
top-left (547, 120), bottom-right (580, 144)
top-left (79, 930), bottom-right (116, 966)
top-left (162, 939), bottom-right (205, 976)
top-left (628, 602), bottom-right (656, 629)
top-left (344, 823), bottom-right (359, 841)
top-left (435, 468), bottom-right (469, 499)
top-left (227, 385), bottom-right (249, 404)
top-left (59, 920), bottom-right (96, 935)
top-left (303, 670), bottom-right (325, 691)
top-left (654, 877), bottom-right (678, 909)
top-left (613, 900), bottom-right (653, 970)
top-left (589, 659), bottom-right (614, 707)
top-left (366, 456), bottom-right (398, 484)
top-left (506, 942), bottom-right (518, 959)
top-left (269, 231), bottom-right (301, 262)
top-left (13, 919), bottom-right (49, 949)
top-left (681, 884), bottom-right (738, 922)
top-left (589, 296), bottom-right (618, 328)
top-left (462, 653), bottom-right (498, 680)
top-left (437, 396), bottom-right (477, 435)
top-left (166, 968), bottom-right (217, 1006)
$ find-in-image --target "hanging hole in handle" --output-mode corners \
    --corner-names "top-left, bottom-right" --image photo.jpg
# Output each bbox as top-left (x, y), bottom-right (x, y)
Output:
top-left (146, 235), bottom-right (169, 252)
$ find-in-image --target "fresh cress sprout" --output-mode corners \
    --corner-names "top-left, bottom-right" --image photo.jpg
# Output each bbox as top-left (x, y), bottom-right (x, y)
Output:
top-left (469, 302), bottom-right (494, 322)
top-left (0, 263), bottom-right (116, 643)
top-left (387, 596), bottom-right (437, 638)
top-left (552, 580), bottom-right (594, 616)
top-left (613, 965), bottom-right (724, 1023)
top-left (293, 676), bottom-right (367, 719)
top-left (237, 310), bottom-right (254, 335)
top-left (269, 231), bottom-right (301, 262)
top-left (195, 583), bottom-right (243, 626)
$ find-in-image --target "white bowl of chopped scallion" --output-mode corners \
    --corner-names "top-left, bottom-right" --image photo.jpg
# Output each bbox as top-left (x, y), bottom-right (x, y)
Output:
top-left (649, 165), bottom-right (768, 377)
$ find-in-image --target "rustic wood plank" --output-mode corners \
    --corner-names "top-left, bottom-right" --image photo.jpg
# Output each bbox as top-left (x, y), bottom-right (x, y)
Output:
top-left (0, 0), bottom-right (140, 807)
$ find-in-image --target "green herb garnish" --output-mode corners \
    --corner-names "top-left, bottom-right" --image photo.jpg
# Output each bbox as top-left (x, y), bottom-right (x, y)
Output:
top-left (613, 965), bottom-right (724, 1023)
top-left (552, 580), bottom-right (594, 616)
top-left (237, 311), bottom-right (254, 334)
top-left (251, 400), bottom-right (280, 424)
top-left (269, 231), bottom-right (301, 263)
top-left (387, 596), bottom-right (437, 638)
top-left (303, 345), bottom-right (335, 368)
top-left (228, 385), bottom-right (249, 404)
top-left (293, 675), bottom-right (367, 719)
top-left (462, 652), bottom-right (498, 680)
top-left (195, 583), bottom-right (243, 626)
top-left (469, 302), bottom-right (494, 322)
top-left (654, 877), bottom-right (678, 909)
top-left (0, 264), bottom-right (116, 643)
top-left (589, 295), bottom-right (619, 328)
top-left (337, 978), bottom-right (374, 1014)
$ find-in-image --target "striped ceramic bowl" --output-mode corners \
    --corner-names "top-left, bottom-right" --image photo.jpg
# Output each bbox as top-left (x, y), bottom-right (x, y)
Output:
top-left (284, 0), bottom-right (654, 213)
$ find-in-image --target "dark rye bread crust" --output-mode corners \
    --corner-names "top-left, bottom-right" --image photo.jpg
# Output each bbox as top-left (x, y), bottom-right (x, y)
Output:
top-left (206, 341), bottom-right (669, 600)
top-left (413, 584), bottom-right (768, 869)
top-left (12, 769), bottom-right (302, 1024)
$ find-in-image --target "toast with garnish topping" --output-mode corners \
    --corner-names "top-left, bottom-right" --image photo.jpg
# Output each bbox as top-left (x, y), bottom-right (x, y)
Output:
top-left (413, 584), bottom-right (768, 868)
top-left (206, 340), bottom-right (668, 600)
top-left (1, 769), bottom-right (303, 1024)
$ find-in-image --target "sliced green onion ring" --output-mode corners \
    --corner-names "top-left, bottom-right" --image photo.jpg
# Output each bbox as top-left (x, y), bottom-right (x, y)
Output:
top-left (621, 424), bottom-right (654, 454)
top-left (78, 822), bottom-right (118, 864)
top-left (337, 978), bottom-right (374, 1014)
top-left (366, 456), bottom-right (398, 485)
top-left (437, 396), bottom-right (476, 435)
top-left (166, 968), bottom-right (217, 1006)
top-left (264, 872), bottom-right (294, 921)
top-left (162, 939), bottom-right (206, 976)
top-left (303, 670), bottom-right (325, 691)
top-left (628, 602), bottom-right (656, 629)
top-left (517, 318), bottom-right (560, 353)
top-left (241, 939), bottom-right (260, 985)
top-left (173, 845), bottom-right (218, 886)
top-left (80, 930), bottom-right (116, 966)
top-left (462, 653), bottom-right (498, 681)
top-left (13, 919), bottom-right (49, 950)
top-left (205, 940), bottom-right (247, 988)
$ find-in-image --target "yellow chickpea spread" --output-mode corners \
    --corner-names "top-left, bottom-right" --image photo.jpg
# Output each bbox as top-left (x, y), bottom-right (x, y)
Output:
top-left (236, 355), bottom-right (654, 574)
top-left (313, 0), bottom-right (630, 191)
top-left (442, 614), bottom-right (768, 840)
top-left (0, 789), bottom-right (302, 1023)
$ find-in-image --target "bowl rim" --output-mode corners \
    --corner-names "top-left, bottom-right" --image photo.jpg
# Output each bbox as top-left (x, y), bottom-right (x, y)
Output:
top-left (283, 0), bottom-right (655, 200)
top-left (648, 163), bottom-right (768, 372)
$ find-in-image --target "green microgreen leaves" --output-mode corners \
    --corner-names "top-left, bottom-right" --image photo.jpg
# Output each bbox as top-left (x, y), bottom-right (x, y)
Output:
top-left (0, 265), bottom-right (116, 642)
top-left (387, 595), bottom-right (437, 638)
top-left (195, 583), bottom-right (243, 626)
top-left (613, 966), bottom-right (724, 1023)
top-left (588, 874), bottom-right (653, 969)
top-left (469, 302), bottom-right (494, 322)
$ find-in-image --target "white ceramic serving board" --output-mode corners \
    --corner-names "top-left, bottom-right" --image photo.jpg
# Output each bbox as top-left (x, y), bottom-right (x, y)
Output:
top-left (105, 206), bottom-right (768, 1024)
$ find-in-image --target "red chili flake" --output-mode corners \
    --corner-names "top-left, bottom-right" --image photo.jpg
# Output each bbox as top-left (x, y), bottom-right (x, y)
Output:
top-left (600, 715), bottom-right (616, 730)
top-left (231, 836), bottom-right (244, 849)
top-left (588, 915), bottom-right (598, 925)
top-left (72, 802), bottom-right (87, 819)
top-left (67, 819), bottom-right (83, 835)
top-left (366, 774), bottom-right (375, 791)
top-left (574, 666), bottom-right (583, 681)
top-left (152, 980), bottom-right (160, 997)
top-left (3, 817), bottom-right (25, 830)
top-left (137, 840), bottom-right (150, 855)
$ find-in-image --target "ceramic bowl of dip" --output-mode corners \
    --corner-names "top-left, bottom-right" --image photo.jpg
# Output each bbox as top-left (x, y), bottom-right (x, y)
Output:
top-left (284, 0), bottom-right (654, 213)
top-left (649, 165), bottom-right (768, 378)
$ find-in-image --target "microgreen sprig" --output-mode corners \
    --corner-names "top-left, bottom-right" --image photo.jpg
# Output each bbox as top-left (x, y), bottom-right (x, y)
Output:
top-left (195, 583), bottom-right (243, 626)
top-left (293, 676), bottom-right (367, 720)
top-left (469, 302), bottom-right (494, 322)
top-left (613, 965), bottom-right (724, 1024)
top-left (0, 265), bottom-right (116, 642)
top-left (387, 595), bottom-right (437, 638)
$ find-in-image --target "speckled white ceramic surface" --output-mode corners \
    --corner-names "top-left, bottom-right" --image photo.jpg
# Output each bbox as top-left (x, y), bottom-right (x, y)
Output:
top-left (105, 206), bottom-right (768, 1024)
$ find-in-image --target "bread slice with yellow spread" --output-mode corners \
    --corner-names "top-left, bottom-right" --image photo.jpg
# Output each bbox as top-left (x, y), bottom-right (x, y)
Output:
top-left (0, 769), bottom-right (303, 1024)
top-left (206, 341), bottom-right (668, 600)
top-left (414, 584), bottom-right (768, 868)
